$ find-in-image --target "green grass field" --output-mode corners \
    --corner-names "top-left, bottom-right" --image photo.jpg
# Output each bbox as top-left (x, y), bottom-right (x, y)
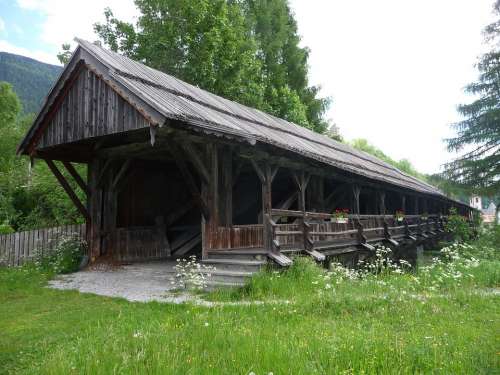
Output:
top-left (1, 240), bottom-right (499, 374)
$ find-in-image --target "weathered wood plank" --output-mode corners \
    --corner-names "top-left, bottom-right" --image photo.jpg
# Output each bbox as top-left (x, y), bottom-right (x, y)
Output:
top-left (44, 159), bottom-right (89, 220)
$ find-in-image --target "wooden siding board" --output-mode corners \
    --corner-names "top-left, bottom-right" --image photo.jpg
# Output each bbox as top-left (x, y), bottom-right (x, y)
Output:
top-left (38, 67), bottom-right (151, 149)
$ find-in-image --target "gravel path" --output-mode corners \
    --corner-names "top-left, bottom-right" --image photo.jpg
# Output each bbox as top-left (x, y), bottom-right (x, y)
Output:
top-left (48, 261), bottom-right (292, 306)
top-left (48, 261), bottom-right (195, 303)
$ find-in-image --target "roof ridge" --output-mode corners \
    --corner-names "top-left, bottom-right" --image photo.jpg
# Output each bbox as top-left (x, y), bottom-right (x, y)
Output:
top-left (76, 38), bottom-right (443, 196)
top-left (110, 67), bottom-right (434, 189)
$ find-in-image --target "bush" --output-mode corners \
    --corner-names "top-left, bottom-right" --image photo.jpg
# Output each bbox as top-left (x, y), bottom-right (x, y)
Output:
top-left (0, 221), bottom-right (14, 234)
top-left (445, 207), bottom-right (473, 242)
top-left (33, 234), bottom-right (85, 274)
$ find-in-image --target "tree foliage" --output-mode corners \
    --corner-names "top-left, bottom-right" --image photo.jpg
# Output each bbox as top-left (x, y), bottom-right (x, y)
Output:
top-left (0, 82), bottom-right (84, 231)
top-left (445, 1), bottom-right (500, 196)
top-left (350, 138), bottom-right (428, 182)
top-left (57, 43), bottom-right (72, 66)
top-left (94, 0), bottom-right (329, 132)
top-left (242, 0), bottom-right (330, 131)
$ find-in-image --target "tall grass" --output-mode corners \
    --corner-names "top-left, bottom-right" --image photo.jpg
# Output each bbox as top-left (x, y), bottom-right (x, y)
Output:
top-left (0, 230), bottom-right (499, 374)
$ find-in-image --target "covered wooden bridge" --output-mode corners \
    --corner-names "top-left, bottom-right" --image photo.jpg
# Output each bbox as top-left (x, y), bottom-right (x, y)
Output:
top-left (18, 39), bottom-right (472, 271)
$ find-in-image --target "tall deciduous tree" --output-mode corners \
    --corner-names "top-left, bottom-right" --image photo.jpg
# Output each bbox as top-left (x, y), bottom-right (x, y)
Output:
top-left (95, 1), bottom-right (266, 110)
top-left (242, 0), bottom-right (330, 132)
top-left (94, 0), bottom-right (329, 132)
top-left (445, 1), bottom-right (500, 198)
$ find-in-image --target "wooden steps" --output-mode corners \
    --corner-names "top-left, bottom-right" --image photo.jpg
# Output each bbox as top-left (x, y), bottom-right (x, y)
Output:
top-left (202, 249), bottom-right (268, 287)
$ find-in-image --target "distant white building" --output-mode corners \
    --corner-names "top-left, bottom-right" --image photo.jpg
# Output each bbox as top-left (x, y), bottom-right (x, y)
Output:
top-left (482, 202), bottom-right (498, 223)
top-left (469, 195), bottom-right (482, 210)
top-left (470, 195), bottom-right (498, 223)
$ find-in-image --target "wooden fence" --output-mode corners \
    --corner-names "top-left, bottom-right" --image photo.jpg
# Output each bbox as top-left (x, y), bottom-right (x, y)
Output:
top-left (0, 224), bottom-right (86, 267)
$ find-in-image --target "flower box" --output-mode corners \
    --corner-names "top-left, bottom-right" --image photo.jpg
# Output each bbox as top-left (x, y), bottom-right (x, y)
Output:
top-left (333, 217), bottom-right (349, 224)
top-left (332, 208), bottom-right (349, 224)
top-left (395, 210), bottom-right (405, 222)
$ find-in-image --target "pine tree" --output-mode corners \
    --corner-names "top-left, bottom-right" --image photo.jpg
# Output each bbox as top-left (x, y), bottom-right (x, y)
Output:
top-left (445, 1), bottom-right (500, 197)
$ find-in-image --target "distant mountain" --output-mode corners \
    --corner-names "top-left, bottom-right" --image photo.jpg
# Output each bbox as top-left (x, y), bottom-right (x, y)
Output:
top-left (0, 51), bottom-right (62, 114)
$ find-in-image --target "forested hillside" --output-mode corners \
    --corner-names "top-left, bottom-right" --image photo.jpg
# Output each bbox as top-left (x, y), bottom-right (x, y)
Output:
top-left (0, 52), bottom-right (61, 114)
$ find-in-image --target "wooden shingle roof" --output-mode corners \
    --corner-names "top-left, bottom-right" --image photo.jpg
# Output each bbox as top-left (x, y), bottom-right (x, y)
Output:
top-left (20, 39), bottom-right (455, 200)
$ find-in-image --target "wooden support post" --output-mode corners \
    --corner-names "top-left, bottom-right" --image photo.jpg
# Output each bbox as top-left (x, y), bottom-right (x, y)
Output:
top-left (44, 159), bottom-right (89, 221)
top-left (149, 124), bottom-right (157, 146)
top-left (293, 171), bottom-right (311, 213)
top-left (378, 191), bottom-right (386, 215)
top-left (251, 160), bottom-right (278, 252)
top-left (222, 147), bottom-right (233, 227)
top-left (401, 194), bottom-right (406, 213)
top-left (352, 185), bottom-right (361, 215)
top-left (62, 161), bottom-right (90, 197)
top-left (209, 143), bottom-right (219, 227)
top-left (201, 142), bottom-right (219, 258)
top-left (88, 159), bottom-right (104, 261)
top-left (415, 196), bottom-right (419, 215)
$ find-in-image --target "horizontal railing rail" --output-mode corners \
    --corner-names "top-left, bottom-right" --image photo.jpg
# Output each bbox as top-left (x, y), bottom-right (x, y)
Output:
top-left (267, 209), bottom-right (451, 256)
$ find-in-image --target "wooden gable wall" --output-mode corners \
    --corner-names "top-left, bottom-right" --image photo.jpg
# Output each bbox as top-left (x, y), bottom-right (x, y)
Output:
top-left (38, 67), bottom-right (150, 149)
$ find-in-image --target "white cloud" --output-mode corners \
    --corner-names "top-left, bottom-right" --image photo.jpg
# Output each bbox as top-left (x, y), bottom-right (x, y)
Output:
top-left (16, 0), bottom-right (136, 49)
top-left (0, 39), bottom-right (59, 64)
top-left (290, 0), bottom-right (494, 174)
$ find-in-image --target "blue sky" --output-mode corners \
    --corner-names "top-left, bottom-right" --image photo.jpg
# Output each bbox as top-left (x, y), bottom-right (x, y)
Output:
top-left (0, 0), bottom-right (495, 174)
top-left (0, 0), bottom-right (56, 62)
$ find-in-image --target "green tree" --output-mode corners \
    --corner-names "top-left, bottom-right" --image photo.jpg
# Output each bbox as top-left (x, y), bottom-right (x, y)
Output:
top-left (95, 1), bottom-right (266, 109)
top-left (57, 43), bottom-right (72, 65)
top-left (242, 0), bottom-right (330, 131)
top-left (94, 0), bottom-right (329, 132)
top-left (445, 1), bottom-right (500, 198)
top-left (350, 138), bottom-right (429, 182)
top-left (0, 81), bottom-right (84, 230)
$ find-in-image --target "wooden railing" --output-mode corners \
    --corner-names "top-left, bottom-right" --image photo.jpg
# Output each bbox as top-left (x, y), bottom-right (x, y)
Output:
top-left (207, 224), bottom-right (264, 250)
top-left (207, 211), bottom-right (449, 253)
top-left (269, 209), bottom-right (447, 253)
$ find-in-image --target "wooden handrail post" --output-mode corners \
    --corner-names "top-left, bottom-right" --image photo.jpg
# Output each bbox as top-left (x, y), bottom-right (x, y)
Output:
top-left (355, 218), bottom-right (366, 245)
top-left (266, 214), bottom-right (280, 254)
top-left (303, 218), bottom-right (313, 252)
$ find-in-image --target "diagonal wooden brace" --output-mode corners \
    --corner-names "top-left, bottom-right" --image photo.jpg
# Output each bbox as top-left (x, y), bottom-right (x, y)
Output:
top-left (44, 159), bottom-right (89, 221)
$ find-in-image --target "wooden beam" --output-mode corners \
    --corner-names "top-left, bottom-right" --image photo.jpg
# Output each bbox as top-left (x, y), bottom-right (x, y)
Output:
top-left (222, 147), bottom-right (233, 226)
top-left (168, 142), bottom-right (210, 220)
top-left (88, 159), bottom-right (103, 261)
top-left (278, 191), bottom-right (298, 210)
top-left (44, 159), bottom-right (89, 220)
top-left (180, 142), bottom-right (210, 183)
top-left (250, 159), bottom-right (265, 183)
top-left (149, 124), bottom-right (157, 146)
top-left (62, 161), bottom-right (90, 197)
top-left (111, 159), bottom-right (132, 191)
top-left (293, 171), bottom-right (310, 212)
top-left (209, 143), bottom-right (219, 227)
top-left (352, 185), bottom-right (361, 215)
